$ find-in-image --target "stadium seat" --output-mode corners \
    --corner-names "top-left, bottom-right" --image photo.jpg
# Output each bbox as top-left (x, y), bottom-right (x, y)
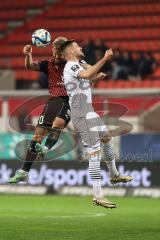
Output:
top-left (96, 81), bottom-right (106, 88)
top-left (65, 0), bottom-right (153, 6)
top-left (141, 80), bottom-right (153, 88)
top-left (0, 0), bottom-right (45, 8)
top-left (0, 10), bottom-right (27, 20)
top-left (0, 23), bottom-right (7, 32)
top-left (153, 68), bottom-right (160, 78)
top-left (154, 53), bottom-right (160, 63)
top-left (15, 70), bottom-right (40, 81)
top-left (132, 81), bottom-right (143, 88)
top-left (123, 81), bottom-right (134, 88)
top-left (46, 4), bottom-right (160, 18)
top-left (26, 17), bottom-right (160, 33)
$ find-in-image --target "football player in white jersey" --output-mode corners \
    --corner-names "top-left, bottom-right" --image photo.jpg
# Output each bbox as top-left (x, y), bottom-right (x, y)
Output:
top-left (60, 40), bottom-right (133, 209)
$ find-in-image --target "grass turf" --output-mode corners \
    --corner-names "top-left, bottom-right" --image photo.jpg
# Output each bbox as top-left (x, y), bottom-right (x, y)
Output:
top-left (0, 195), bottom-right (159, 240)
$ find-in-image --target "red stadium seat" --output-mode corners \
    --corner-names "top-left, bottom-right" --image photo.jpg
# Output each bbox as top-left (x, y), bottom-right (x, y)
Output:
top-left (46, 4), bottom-right (160, 18)
top-left (114, 80), bottom-right (126, 88)
top-left (15, 70), bottom-right (40, 81)
top-left (141, 80), bottom-right (153, 88)
top-left (26, 17), bottom-right (160, 32)
top-left (0, 10), bottom-right (26, 20)
top-left (0, 23), bottom-right (7, 31)
top-left (153, 68), bottom-right (160, 78)
top-left (152, 80), bottom-right (160, 87)
top-left (105, 81), bottom-right (115, 88)
top-left (154, 53), bottom-right (160, 64)
top-left (96, 80), bottom-right (108, 88)
top-left (65, 0), bottom-right (153, 6)
top-left (0, 0), bottom-right (45, 8)
top-left (123, 81), bottom-right (134, 88)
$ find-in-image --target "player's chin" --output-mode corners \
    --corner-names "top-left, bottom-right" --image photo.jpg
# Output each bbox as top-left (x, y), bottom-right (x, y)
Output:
top-left (54, 59), bottom-right (61, 64)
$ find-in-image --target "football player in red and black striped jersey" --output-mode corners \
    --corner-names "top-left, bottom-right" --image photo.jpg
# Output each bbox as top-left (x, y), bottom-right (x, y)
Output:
top-left (8, 37), bottom-right (71, 183)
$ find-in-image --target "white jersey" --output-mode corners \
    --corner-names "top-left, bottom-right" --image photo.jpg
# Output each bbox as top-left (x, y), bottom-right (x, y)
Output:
top-left (63, 61), bottom-right (94, 116)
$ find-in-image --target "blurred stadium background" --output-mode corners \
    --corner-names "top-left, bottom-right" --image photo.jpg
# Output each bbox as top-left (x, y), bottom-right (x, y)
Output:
top-left (0, 0), bottom-right (160, 239)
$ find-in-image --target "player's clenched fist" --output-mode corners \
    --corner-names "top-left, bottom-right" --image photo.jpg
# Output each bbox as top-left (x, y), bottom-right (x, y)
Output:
top-left (104, 48), bottom-right (113, 61)
top-left (23, 45), bottom-right (32, 55)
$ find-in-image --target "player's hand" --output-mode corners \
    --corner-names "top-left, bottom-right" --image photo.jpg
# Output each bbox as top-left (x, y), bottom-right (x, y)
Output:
top-left (104, 48), bottom-right (113, 61)
top-left (97, 72), bottom-right (107, 79)
top-left (23, 45), bottom-right (32, 56)
top-left (92, 72), bottom-right (108, 81)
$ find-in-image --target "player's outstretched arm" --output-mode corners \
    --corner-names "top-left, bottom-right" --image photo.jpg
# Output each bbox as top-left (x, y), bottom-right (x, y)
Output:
top-left (78, 48), bottom-right (113, 80)
top-left (80, 62), bottom-right (107, 81)
top-left (23, 45), bottom-right (40, 71)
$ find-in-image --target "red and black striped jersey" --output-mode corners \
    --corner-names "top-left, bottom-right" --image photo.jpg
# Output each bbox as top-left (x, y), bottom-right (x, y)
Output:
top-left (39, 58), bottom-right (67, 97)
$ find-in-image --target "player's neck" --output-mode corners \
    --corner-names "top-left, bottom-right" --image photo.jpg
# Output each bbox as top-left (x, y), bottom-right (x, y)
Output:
top-left (66, 56), bottom-right (79, 62)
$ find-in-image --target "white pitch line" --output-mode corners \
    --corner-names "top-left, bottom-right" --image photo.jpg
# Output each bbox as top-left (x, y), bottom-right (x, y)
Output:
top-left (45, 213), bottom-right (106, 218)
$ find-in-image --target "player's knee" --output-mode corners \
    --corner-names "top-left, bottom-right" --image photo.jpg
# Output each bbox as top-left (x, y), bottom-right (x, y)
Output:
top-left (87, 149), bottom-right (101, 162)
top-left (101, 134), bottom-right (112, 143)
top-left (52, 118), bottom-right (66, 129)
top-left (87, 150), bottom-right (101, 157)
top-left (83, 141), bottom-right (101, 160)
top-left (32, 134), bottom-right (43, 143)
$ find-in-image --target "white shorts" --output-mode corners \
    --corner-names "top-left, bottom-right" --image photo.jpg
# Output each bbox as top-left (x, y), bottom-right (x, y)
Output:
top-left (72, 111), bottom-right (109, 148)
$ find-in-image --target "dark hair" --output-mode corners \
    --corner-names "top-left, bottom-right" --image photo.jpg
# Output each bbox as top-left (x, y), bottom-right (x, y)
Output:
top-left (52, 36), bottom-right (68, 50)
top-left (60, 40), bottom-right (75, 52)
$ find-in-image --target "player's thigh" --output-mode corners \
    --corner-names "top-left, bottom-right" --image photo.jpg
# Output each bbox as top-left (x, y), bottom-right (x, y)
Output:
top-left (56, 99), bottom-right (71, 128)
top-left (72, 117), bottom-right (100, 147)
top-left (37, 97), bottom-right (63, 129)
top-left (96, 117), bottom-right (112, 142)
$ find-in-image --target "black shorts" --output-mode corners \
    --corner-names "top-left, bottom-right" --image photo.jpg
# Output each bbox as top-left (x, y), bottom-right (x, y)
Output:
top-left (37, 96), bottom-right (70, 129)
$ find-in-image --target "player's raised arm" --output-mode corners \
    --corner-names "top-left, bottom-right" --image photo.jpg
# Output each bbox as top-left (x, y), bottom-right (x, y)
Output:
top-left (23, 44), bottom-right (40, 71)
top-left (78, 48), bottom-right (113, 79)
top-left (80, 61), bottom-right (107, 81)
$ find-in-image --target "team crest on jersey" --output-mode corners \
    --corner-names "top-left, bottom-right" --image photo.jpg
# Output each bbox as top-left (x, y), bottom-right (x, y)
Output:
top-left (71, 64), bottom-right (80, 72)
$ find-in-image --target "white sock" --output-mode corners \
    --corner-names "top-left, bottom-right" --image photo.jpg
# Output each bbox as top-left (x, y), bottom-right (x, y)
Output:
top-left (103, 143), bottom-right (119, 177)
top-left (106, 158), bottom-right (119, 177)
top-left (88, 151), bottom-right (103, 198)
top-left (92, 180), bottom-right (103, 199)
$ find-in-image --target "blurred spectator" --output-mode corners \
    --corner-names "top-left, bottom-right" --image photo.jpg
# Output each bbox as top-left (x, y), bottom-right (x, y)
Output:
top-left (94, 39), bottom-right (107, 53)
top-left (110, 49), bottom-right (129, 80)
top-left (82, 40), bottom-right (157, 82)
top-left (113, 48), bottom-right (124, 65)
top-left (121, 51), bottom-right (134, 78)
top-left (140, 52), bottom-right (157, 78)
top-left (128, 52), bottom-right (144, 80)
top-left (83, 39), bottom-right (96, 65)
top-left (111, 60), bottom-right (127, 80)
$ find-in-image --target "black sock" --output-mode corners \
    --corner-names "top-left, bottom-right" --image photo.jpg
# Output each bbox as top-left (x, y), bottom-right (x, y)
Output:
top-left (21, 140), bottom-right (38, 172)
top-left (45, 127), bottom-right (61, 150)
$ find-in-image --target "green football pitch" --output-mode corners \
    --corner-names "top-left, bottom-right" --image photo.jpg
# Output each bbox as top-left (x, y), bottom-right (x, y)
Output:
top-left (0, 195), bottom-right (159, 240)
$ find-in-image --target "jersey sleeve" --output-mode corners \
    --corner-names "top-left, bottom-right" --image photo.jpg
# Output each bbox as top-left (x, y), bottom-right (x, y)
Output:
top-left (69, 62), bottom-right (84, 77)
top-left (39, 60), bottom-right (48, 74)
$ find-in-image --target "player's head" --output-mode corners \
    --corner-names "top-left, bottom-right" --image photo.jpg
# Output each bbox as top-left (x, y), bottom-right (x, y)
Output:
top-left (52, 36), bottom-right (68, 64)
top-left (60, 40), bottom-right (85, 60)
